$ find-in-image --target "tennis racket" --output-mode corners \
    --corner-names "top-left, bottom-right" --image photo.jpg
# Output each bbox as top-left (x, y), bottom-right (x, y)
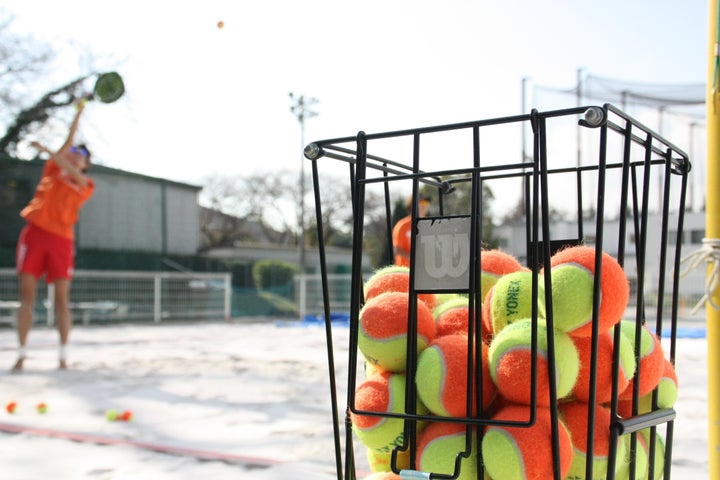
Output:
top-left (85, 72), bottom-right (125, 103)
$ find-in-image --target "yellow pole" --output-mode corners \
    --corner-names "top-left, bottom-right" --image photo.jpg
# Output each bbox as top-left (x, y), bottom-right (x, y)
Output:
top-left (706, 1), bottom-right (720, 477)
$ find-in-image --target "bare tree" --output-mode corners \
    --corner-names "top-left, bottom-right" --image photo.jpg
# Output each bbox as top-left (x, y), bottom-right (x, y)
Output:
top-left (0, 75), bottom-right (94, 154)
top-left (0, 11), bottom-right (53, 112)
top-left (200, 170), bottom-right (300, 248)
top-left (0, 9), bottom-right (102, 155)
top-left (200, 169), bottom-right (385, 253)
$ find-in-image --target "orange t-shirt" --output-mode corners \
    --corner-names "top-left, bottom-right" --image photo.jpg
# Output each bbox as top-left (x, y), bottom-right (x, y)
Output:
top-left (392, 215), bottom-right (412, 267)
top-left (20, 159), bottom-right (95, 240)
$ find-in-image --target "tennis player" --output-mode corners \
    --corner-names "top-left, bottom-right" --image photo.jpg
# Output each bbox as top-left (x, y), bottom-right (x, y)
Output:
top-left (12, 99), bottom-right (95, 371)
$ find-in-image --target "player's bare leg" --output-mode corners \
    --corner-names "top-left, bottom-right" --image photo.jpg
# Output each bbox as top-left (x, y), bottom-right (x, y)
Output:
top-left (54, 279), bottom-right (73, 370)
top-left (12, 274), bottom-right (38, 372)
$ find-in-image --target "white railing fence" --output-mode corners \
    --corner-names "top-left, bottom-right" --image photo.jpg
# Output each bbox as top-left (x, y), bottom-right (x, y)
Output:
top-left (0, 269), bottom-right (231, 325)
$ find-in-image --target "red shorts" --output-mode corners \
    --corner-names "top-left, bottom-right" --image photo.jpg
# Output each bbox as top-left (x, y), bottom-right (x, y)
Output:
top-left (16, 223), bottom-right (75, 283)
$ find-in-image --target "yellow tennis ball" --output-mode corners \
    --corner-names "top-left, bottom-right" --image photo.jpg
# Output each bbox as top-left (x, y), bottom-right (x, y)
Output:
top-left (417, 422), bottom-right (479, 480)
top-left (488, 318), bottom-right (579, 406)
top-left (366, 447), bottom-right (410, 472)
top-left (351, 371), bottom-right (427, 452)
top-left (617, 431), bottom-right (650, 480)
top-left (358, 291), bottom-right (436, 372)
top-left (482, 270), bottom-right (545, 336)
top-left (361, 472), bottom-right (401, 480)
top-left (640, 429), bottom-right (666, 480)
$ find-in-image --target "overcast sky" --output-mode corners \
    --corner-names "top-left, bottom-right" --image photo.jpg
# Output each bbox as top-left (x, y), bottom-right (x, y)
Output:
top-left (1, 0), bottom-right (709, 213)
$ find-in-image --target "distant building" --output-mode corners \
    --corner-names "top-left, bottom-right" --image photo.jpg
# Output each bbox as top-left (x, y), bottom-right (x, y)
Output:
top-left (0, 156), bottom-right (201, 268)
top-left (0, 156), bottom-right (356, 275)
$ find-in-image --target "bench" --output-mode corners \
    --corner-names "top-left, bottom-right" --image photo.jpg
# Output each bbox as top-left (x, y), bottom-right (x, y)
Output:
top-left (0, 300), bottom-right (125, 326)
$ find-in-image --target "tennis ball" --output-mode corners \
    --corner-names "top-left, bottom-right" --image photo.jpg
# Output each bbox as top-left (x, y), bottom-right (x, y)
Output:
top-left (619, 321), bottom-right (665, 401)
top-left (618, 357), bottom-right (678, 417)
top-left (639, 429), bottom-right (665, 480)
top-left (436, 292), bottom-right (462, 305)
top-left (366, 447), bottom-right (410, 472)
top-left (365, 265), bottom-right (438, 310)
top-left (417, 422), bottom-right (478, 480)
top-left (479, 249), bottom-right (524, 300)
top-left (351, 371), bottom-right (428, 451)
top-left (36, 402), bottom-right (48, 414)
top-left (359, 291), bottom-right (436, 373)
top-left (5, 401), bottom-right (17, 414)
top-left (617, 431), bottom-right (650, 480)
top-left (571, 329), bottom-right (636, 403)
top-left (217, 20), bottom-right (225, 29)
top-left (433, 296), bottom-right (470, 338)
top-left (482, 405), bottom-right (573, 480)
top-left (361, 472), bottom-right (401, 480)
top-left (548, 246), bottom-right (630, 337)
top-left (652, 357), bottom-right (679, 408)
top-left (105, 409), bottom-right (118, 421)
top-left (488, 318), bottom-right (579, 406)
top-left (416, 334), bottom-right (496, 417)
top-left (483, 270), bottom-right (545, 336)
top-left (118, 410), bottom-right (133, 422)
top-left (560, 401), bottom-right (628, 479)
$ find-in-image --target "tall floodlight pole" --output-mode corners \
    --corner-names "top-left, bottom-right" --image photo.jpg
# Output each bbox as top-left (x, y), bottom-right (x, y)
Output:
top-left (521, 77), bottom-right (529, 163)
top-left (289, 92), bottom-right (318, 272)
top-left (576, 68), bottom-right (584, 168)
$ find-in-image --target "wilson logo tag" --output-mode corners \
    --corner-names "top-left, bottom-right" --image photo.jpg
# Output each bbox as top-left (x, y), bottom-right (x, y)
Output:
top-left (414, 217), bottom-right (470, 290)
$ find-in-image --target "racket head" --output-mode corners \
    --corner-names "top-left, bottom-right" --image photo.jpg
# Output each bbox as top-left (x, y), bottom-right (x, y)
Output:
top-left (93, 72), bottom-right (125, 103)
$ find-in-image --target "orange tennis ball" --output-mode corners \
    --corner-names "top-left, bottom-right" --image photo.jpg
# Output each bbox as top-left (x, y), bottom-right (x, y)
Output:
top-left (488, 318), bottom-right (579, 406)
top-left (5, 402), bottom-right (17, 414)
top-left (36, 402), bottom-right (48, 414)
top-left (618, 356), bottom-right (678, 417)
top-left (482, 404), bottom-right (573, 480)
top-left (417, 422), bottom-right (479, 480)
top-left (479, 249), bottom-right (524, 300)
top-left (416, 334), bottom-right (496, 417)
top-left (364, 265), bottom-right (438, 310)
top-left (351, 371), bottom-right (427, 451)
top-left (359, 291), bottom-right (435, 372)
top-left (643, 357), bottom-right (679, 410)
top-left (433, 296), bottom-right (471, 338)
top-left (619, 321), bottom-right (665, 402)
top-left (560, 401), bottom-right (628, 479)
top-left (217, 20), bottom-right (224, 29)
top-left (548, 246), bottom-right (629, 337)
top-left (572, 329), bottom-right (636, 403)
